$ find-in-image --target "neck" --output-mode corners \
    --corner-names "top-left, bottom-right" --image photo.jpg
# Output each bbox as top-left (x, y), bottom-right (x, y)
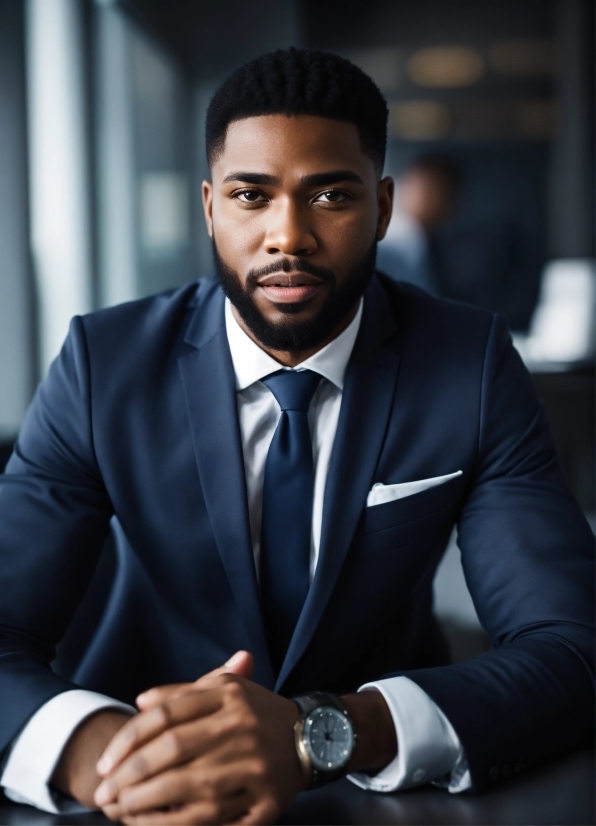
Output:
top-left (231, 302), bottom-right (360, 367)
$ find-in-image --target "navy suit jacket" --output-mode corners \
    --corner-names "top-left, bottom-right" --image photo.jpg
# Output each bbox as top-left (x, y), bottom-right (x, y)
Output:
top-left (0, 274), bottom-right (593, 792)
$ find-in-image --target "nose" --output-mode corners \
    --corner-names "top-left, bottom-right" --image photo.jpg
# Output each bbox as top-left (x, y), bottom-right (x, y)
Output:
top-left (263, 198), bottom-right (317, 257)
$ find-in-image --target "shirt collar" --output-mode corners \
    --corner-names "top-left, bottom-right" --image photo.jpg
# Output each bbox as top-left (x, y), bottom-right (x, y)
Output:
top-left (225, 297), bottom-right (363, 392)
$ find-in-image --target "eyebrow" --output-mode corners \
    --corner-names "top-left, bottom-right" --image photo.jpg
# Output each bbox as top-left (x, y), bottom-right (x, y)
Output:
top-left (301, 170), bottom-right (364, 186)
top-left (221, 169), bottom-right (365, 186)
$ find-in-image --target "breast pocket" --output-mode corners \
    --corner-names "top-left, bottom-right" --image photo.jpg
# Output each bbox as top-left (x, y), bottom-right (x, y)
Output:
top-left (357, 472), bottom-right (465, 543)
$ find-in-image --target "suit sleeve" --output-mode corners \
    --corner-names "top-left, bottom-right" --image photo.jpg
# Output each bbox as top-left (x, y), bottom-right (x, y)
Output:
top-left (0, 317), bottom-right (113, 757)
top-left (399, 314), bottom-right (595, 792)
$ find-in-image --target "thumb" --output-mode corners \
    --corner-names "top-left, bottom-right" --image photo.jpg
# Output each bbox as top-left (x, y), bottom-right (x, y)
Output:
top-left (136, 651), bottom-right (255, 710)
top-left (200, 650), bottom-right (254, 681)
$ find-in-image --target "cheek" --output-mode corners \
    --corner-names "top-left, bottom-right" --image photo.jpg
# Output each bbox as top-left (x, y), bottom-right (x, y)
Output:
top-left (317, 208), bottom-right (377, 258)
top-left (212, 204), bottom-right (264, 257)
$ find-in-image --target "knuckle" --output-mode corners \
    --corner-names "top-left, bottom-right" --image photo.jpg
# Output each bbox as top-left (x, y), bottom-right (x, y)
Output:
top-left (169, 771), bottom-right (192, 803)
top-left (162, 728), bottom-right (184, 759)
top-left (120, 722), bottom-right (139, 747)
top-left (264, 797), bottom-right (281, 821)
top-left (211, 772), bottom-right (230, 797)
top-left (237, 731), bottom-right (259, 756)
top-left (202, 802), bottom-right (220, 823)
top-left (192, 773), bottom-right (217, 803)
top-left (217, 672), bottom-right (238, 685)
top-left (245, 798), bottom-right (278, 826)
top-left (129, 752), bottom-right (148, 779)
top-left (203, 772), bottom-right (218, 795)
top-left (151, 702), bottom-right (172, 729)
top-left (117, 790), bottom-right (135, 815)
top-left (242, 709), bottom-right (259, 733)
top-left (189, 768), bottom-right (206, 795)
top-left (256, 758), bottom-right (269, 780)
top-left (249, 756), bottom-right (268, 782)
top-left (225, 709), bottom-right (246, 733)
top-left (222, 679), bottom-right (243, 701)
top-left (102, 803), bottom-right (123, 822)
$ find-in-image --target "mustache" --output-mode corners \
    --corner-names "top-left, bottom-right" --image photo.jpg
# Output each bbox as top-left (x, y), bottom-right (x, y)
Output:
top-left (246, 257), bottom-right (335, 286)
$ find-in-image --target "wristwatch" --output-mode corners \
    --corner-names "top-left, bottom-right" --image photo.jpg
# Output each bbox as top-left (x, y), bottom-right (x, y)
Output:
top-left (292, 692), bottom-right (356, 788)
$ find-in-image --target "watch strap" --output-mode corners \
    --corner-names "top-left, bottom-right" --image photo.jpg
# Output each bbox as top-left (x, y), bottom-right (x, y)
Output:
top-left (293, 691), bottom-right (346, 716)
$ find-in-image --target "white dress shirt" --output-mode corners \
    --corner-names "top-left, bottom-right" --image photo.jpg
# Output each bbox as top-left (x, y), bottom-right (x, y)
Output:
top-left (1, 298), bottom-right (469, 813)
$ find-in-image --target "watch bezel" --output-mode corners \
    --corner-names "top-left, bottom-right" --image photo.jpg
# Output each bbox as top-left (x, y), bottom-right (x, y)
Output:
top-left (302, 705), bottom-right (354, 772)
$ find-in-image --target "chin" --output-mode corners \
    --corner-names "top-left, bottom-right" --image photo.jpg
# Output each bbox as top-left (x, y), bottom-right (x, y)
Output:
top-left (259, 297), bottom-right (327, 320)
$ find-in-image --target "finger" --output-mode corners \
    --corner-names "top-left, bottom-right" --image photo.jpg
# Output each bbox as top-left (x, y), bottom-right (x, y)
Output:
top-left (101, 802), bottom-right (124, 822)
top-left (96, 688), bottom-right (222, 781)
top-left (136, 651), bottom-right (254, 710)
top-left (121, 796), bottom-right (251, 826)
top-left (117, 764), bottom-right (251, 816)
top-left (237, 797), bottom-right (279, 825)
top-left (96, 708), bottom-right (249, 807)
top-left (191, 650), bottom-right (254, 683)
top-left (136, 687), bottom-right (194, 712)
top-left (136, 683), bottom-right (190, 711)
top-left (216, 650), bottom-right (254, 680)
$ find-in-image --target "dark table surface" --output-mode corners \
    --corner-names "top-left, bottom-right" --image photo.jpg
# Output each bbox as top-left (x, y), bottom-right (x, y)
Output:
top-left (1, 749), bottom-right (593, 826)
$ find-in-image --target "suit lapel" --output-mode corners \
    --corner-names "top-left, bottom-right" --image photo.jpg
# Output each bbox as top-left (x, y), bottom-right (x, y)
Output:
top-left (178, 287), bottom-right (275, 688)
top-left (276, 278), bottom-right (401, 690)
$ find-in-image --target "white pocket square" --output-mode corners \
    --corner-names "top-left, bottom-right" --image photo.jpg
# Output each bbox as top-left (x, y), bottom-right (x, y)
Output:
top-left (366, 470), bottom-right (463, 507)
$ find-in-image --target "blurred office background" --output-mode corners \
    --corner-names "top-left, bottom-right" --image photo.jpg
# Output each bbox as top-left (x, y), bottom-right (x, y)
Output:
top-left (0, 0), bottom-right (594, 662)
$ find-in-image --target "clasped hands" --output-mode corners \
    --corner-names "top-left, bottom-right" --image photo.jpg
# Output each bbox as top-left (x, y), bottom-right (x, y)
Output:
top-left (54, 650), bottom-right (396, 823)
top-left (92, 651), bottom-right (307, 825)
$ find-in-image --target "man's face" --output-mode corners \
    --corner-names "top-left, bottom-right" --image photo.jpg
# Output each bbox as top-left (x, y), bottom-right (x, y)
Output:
top-left (203, 115), bottom-right (393, 358)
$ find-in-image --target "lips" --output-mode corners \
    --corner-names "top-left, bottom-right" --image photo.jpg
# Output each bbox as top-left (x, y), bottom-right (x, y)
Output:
top-left (256, 272), bottom-right (324, 304)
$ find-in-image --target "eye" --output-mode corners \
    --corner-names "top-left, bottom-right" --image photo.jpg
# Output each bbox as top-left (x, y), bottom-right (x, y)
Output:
top-left (233, 189), bottom-right (268, 204)
top-left (314, 189), bottom-right (352, 204)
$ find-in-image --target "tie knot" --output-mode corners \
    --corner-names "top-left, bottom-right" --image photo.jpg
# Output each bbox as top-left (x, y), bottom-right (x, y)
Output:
top-left (262, 369), bottom-right (321, 413)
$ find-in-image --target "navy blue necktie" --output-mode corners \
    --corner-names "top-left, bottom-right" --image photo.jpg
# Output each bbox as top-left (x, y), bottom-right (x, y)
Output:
top-left (260, 369), bottom-right (322, 670)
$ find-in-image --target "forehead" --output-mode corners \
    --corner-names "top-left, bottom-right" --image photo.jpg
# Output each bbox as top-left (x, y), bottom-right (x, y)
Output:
top-left (212, 114), bottom-right (374, 179)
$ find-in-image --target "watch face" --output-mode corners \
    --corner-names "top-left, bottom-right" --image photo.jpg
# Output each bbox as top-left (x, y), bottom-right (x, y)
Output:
top-left (304, 707), bottom-right (354, 771)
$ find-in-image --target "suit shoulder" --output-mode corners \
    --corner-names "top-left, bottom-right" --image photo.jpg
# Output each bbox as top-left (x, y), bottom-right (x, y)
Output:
top-left (376, 271), bottom-right (499, 342)
top-left (75, 277), bottom-right (223, 368)
top-left (82, 278), bottom-right (213, 327)
top-left (79, 277), bottom-right (220, 340)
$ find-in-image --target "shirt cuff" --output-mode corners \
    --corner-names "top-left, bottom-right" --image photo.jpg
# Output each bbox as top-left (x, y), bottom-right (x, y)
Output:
top-left (347, 676), bottom-right (471, 793)
top-left (1, 689), bottom-right (135, 814)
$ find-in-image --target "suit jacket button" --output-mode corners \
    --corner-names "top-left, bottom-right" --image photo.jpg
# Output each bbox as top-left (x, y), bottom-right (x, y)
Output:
top-left (488, 767), bottom-right (499, 782)
top-left (502, 763), bottom-right (512, 778)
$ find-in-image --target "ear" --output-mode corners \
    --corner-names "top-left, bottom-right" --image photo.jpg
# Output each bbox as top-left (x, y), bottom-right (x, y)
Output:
top-left (202, 179), bottom-right (214, 238)
top-left (376, 176), bottom-right (394, 241)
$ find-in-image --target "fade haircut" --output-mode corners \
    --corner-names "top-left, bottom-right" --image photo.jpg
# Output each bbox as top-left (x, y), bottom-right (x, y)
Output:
top-left (206, 47), bottom-right (389, 176)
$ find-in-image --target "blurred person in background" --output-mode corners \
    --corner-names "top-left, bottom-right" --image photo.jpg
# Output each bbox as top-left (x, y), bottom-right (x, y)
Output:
top-left (377, 154), bottom-right (460, 295)
top-left (378, 154), bottom-right (542, 332)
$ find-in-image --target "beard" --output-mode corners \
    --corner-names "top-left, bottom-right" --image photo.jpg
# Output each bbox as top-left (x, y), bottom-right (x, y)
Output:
top-left (212, 238), bottom-right (377, 353)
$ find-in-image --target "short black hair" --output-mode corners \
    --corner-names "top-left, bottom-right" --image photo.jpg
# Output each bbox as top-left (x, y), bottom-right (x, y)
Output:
top-left (206, 47), bottom-right (388, 175)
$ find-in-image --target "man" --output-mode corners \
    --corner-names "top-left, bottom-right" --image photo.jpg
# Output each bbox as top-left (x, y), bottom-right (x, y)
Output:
top-left (377, 154), bottom-right (543, 332)
top-left (0, 48), bottom-right (593, 825)
top-left (376, 153), bottom-right (461, 294)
